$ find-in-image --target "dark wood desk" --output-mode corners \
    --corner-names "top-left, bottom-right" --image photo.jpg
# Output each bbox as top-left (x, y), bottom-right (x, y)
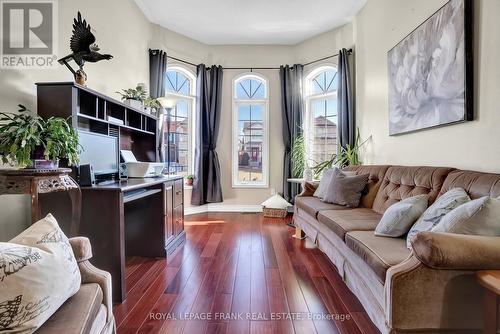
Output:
top-left (79, 176), bottom-right (184, 302)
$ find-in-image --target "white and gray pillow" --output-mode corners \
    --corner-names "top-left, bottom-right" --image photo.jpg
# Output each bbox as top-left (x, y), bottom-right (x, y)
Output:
top-left (433, 196), bottom-right (500, 236)
top-left (323, 168), bottom-right (369, 207)
top-left (0, 214), bottom-right (81, 333)
top-left (375, 194), bottom-right (429, 237)
top-left (313, 168), bottom-right (335, 199)
top-left (406, 188), bottom-right (470, 248)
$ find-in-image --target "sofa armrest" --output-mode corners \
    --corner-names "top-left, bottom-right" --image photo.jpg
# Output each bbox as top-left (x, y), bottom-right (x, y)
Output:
top-left (69, 237), bottom-right (114, 324)
top-left (69, 237), bottom-right (93, 262)
top-left (297, 181), bottom-right (319, 197)
top-left (385, 255), bottom-right (485, 331)
top-left (411, 232), bottom-right (500, 270)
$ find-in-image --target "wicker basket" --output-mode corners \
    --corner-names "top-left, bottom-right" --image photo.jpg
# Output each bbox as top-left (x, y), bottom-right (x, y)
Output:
top-left (262, 207), bottom-right (288, 218)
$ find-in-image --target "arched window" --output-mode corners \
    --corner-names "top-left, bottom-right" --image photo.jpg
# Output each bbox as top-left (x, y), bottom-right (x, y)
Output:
top-left (232, 73), bottom-right (269, 188)
top-left (163, 65), bottom-right (196, 176)
top-left (304, 65), bottom-right (338, 167)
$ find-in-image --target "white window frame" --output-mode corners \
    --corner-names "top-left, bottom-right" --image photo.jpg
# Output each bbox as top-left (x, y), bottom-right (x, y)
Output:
top-left (304, 64), bottom-right (338, 167)
top-left (164, 64), bottom-right (196, 176)
top-left (232, 72), bottom-right (269, 188)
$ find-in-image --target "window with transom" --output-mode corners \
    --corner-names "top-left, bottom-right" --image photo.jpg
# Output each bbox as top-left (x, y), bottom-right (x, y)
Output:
top-left (232, 73), bottom-right (269, 188)
top-left (304, 66), bottom-right (338, 168)
top-left (163, 65), bottom-right (196, 176)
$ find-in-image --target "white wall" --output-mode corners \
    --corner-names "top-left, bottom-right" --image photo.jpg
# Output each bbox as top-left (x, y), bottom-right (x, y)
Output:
top-left (354, 0), bottom-right (500, 172)
top-left (0, 0), bottom-right (153, 239)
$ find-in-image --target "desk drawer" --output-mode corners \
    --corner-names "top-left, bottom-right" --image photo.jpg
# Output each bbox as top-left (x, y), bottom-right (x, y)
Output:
top-left (174, 179), bottom-right (183, 207)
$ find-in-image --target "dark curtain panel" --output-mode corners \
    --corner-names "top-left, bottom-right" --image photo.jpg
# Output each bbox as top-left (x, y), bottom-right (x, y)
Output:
top-left (337, 48), bottom-right (355, 148)
top-left (149, 49), bottom-right (167, 98)
top-left (280, 64), bottom-right (304, 203)
top-left (192, 64), bottom-right (223, 205)
top-left (149, 49), bottom-right (167, 162)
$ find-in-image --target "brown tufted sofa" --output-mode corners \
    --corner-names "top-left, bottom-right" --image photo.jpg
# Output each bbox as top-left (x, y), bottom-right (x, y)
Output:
top-left (294, 165), bottom-right (500, 334)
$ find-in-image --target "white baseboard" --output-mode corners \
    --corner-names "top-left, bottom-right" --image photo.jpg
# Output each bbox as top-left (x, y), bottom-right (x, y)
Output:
top-left (185, 204), bottom-right (263, 215)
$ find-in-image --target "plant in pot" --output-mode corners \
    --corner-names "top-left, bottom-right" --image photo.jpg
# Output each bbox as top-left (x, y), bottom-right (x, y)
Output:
top-left (186, 175), bottom-right (194, 186)
top-left (116, 83), bottom-right (147, 110)
top-left (144, 97), bottom-right (162, 116)
top-left (291, 133), bottom-right (313, 181)
top-left (311, 128), bottom-right (370, 177)
top-left (0, 105), bottom-right (80, 169)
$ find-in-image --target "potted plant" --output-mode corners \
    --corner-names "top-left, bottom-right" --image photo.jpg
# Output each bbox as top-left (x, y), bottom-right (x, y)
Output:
top-left (144, 96), bottom-right (162, 116)
top-left (116, 83), bottom-right (147, 109)
top-left (186, 175), bottom-right (194, 186)
top-left (311, 128), bottom-right (370, 177)
top-left (0, 105), bottom-right (80, 169)
top-left (291, 133), bottom-right (313, 180)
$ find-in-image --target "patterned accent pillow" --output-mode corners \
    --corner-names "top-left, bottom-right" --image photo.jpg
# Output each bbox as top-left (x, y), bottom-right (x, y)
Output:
top-left (0, 214), bottom-right (80, 333)
top-left (406, 188), bottom-right (470, 248)
top-left (433, 196), bottom-right (500, 236)
top-left (375, 194), bottom-right (429, 237)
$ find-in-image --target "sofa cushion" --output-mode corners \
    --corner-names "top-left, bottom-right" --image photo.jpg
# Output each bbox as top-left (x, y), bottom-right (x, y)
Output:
top-left (344, 165), bottom-right (391, 209)
top-left (295, 196), bottom-right (349, 218)
top-left (345, 231), bottom-right (411, 283)
top-left (37, 283), bottom-right (104, 334)
top-left (372, 166), bottom-right (455, 214)
top-left (318, 208), bottom-right (382, 240)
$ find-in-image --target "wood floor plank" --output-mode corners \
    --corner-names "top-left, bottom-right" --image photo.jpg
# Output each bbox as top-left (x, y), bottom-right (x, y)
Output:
top-left (114, 213), bottom-right (379, 334)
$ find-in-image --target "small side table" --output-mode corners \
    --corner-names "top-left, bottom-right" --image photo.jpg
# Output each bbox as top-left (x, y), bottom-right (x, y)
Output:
top-left (0, 168), bottom-right (81, 236)
top-left (476, 270), bottom-right (500, 334)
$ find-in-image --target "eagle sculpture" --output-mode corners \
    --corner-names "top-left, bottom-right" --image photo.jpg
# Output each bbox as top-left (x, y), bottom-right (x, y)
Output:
top-left (58, 12), bottom-right (113, 85)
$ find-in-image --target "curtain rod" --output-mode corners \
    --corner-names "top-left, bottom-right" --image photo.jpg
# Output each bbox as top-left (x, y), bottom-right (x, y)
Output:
top-left (163, 48), bottom-right (352, 70)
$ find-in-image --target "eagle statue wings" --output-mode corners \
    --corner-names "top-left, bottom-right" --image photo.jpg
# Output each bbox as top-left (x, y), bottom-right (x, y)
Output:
top-left (58, 12), bottom-right (113, 84)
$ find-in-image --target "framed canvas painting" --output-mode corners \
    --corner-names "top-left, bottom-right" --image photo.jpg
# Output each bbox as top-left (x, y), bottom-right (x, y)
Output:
top-left (387, 0), bottom-right (473, 136)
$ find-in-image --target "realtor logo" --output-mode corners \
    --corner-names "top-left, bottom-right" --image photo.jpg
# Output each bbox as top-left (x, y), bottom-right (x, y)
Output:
top-left (1, 0), bottom-right (58, 68)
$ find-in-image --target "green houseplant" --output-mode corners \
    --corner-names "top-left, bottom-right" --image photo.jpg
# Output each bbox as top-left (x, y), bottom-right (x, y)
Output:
top-left (143, 96), bottom-right (162, 116)
top-left (0, 105), bottom-right (80, 168)
top-left (290, 133), bottom-right (310, 179)
top-left (312, 129), bottom-right (370, 177)
top-left (186, 174), bottom-right (194, 186)
top-left (116, 84), bottom-right (148, 109)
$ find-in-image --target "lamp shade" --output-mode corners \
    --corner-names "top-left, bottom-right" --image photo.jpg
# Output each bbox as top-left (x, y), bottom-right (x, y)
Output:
top-left (157, 96), bottom-right (177, 109)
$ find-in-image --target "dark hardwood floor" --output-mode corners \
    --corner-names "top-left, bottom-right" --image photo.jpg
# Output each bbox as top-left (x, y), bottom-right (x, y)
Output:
top-left (113, 212), bottom-right (380, 334)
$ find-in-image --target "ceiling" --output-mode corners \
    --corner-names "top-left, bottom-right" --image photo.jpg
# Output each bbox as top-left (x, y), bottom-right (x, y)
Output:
top-left (135, 0), bottom-right (367, 45)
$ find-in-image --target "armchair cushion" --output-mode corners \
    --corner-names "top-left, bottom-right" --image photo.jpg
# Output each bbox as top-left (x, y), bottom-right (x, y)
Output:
top-left (411, 232), bottom-right (500, 270)
top-left (37, 283), bottom-right (104, 334)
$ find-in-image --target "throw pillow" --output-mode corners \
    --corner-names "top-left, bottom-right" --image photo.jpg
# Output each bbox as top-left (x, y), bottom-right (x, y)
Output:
top-left (406, 188), bottom-right (470, 248)
top-left (323, 168), bottom-right (369, 207)
top-left (433, 196), bottom-right (500, 236)
top-left (313, 168), bottom-right (357, 199)
top-left (375, 194), bottom-right (429, 237)
top-left (313, 168), bottom-right (335, 199)
top-left (0, 214), bottom-right (81, 333)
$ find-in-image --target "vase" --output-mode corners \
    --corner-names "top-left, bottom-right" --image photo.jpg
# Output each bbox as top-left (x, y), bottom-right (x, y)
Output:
top-left (303, 168), bottom-right (313, 181)
top-left (124, 99), bottom-right (143, 110)
top-left (27, 147), bottom-right (59, 170)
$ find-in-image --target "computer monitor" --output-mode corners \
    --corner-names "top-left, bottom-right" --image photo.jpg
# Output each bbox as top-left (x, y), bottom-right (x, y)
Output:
top-left (78, 131), bottom-right (119, 175)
